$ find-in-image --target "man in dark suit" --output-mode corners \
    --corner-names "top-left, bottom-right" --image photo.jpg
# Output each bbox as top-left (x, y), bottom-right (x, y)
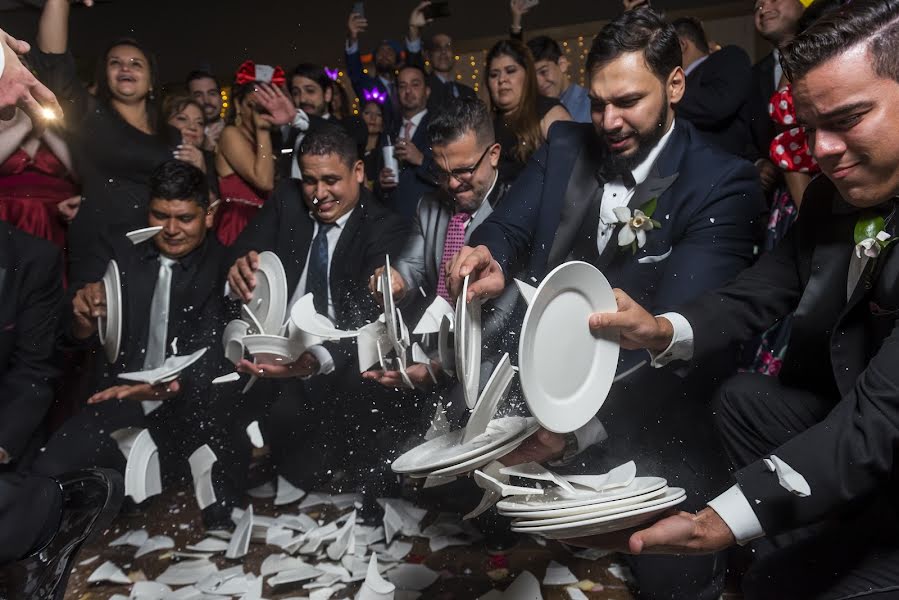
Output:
top-left (33, 161), bottom-right (242, 525)
top-left (748, 0), bottom-right (804, 191)
top-left (448, 9), bottom-right (763, 599)
top-left (404, 2), bottom-right (477, 112)
top-left (345, 9), bottom-right (402, 132)
top-left (378, 64), bottom-right (440, 218)
top-left (227, 124), bottom-right (411, 494)
top-left (577, 3), bottom-right (899, 598)
top-left (673, 17), bottom-right (753, 157)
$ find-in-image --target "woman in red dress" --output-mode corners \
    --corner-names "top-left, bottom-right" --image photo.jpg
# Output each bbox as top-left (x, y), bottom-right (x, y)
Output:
top-left (214, 61), bottom-right (281, 246)
top-left (0, 108), bottom-right (80, 251)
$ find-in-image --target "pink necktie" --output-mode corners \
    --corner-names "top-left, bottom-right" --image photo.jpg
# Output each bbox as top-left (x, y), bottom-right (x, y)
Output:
top-left (437, 212), bottom-right (471, 302)
top-left (403, 120), bottom-right (414, 141)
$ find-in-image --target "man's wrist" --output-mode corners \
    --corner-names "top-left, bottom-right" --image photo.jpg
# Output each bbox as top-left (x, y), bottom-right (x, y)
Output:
top-left (695, 507), bottom-right (737, 548)
top-left (652, 316), bottom-right (675, 352)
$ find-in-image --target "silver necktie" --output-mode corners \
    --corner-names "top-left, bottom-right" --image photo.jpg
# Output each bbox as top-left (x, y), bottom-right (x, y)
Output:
top-left (143, 256), bottom-right (176, 370)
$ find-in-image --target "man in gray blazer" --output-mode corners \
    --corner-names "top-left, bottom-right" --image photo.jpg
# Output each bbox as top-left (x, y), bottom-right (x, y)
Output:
top-left (364, 96), bottom-right (516, 389)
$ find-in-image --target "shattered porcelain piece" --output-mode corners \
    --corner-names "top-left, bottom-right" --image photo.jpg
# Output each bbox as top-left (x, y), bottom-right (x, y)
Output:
top-left (134, 535), bottom-right (174, 558)
top-left (109, 529), bottom-right (149, 548)
top-left (385, 564), bottom-right (439, 591)
top-left (765, 455), bottom-right (811, 497)
top-left (562, 461), bottom-right (637, 492)
top-left (500, 462), bottom-right (576, 494)
top-left (225, 504), bottom-right (253, 559)
top-left (87, 560), bottom-right (130, 585)
top-left (155, 559), bottom-right (219, 586)
top-left (542, 560), bottom-right (578, 586)
top-left (188, 444), bottom-right (218, 510)
top-left (275, 475), bottom-right (306, 506)
top-left (245, 421), bottom-right (264, 448)
top-left (185, 537), bottom-right (229, 553)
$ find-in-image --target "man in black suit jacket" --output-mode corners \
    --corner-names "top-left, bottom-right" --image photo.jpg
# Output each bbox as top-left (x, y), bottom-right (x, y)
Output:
top-left (579, 4), bottom-right (899, 597)
top-left (747, 0), bottom-right (804, 191)
top-left (228, 124), bottom-right (411, 493)
top-left (673, 17), bottom-right (753, 157)
top-left (377, 64), bottom-right (440, 218)
top-left (449, 9), bottom-right (763, 599)
top-left (34, 161), bottom-right (242, 520)
top-left (0, 222), bottom-right (64, 559)
top-left (404, 3), bottom-right (477, 112)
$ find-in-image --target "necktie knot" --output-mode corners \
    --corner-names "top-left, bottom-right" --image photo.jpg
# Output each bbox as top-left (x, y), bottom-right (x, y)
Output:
top-left (159, 256), bottom-right (177, 269)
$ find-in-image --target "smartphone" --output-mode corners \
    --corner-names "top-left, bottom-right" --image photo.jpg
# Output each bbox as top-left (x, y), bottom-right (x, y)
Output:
top-left (423, 0), bottom-right (451, 20)
top-left (521, 0), bottom-right (540, 9)
top-left (352, 1), bottom-right (365, 17)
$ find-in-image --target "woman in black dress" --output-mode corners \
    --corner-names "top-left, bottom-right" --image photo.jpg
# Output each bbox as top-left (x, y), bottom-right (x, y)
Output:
top-left (486, 39), bottom-right (570, 184)
top-left (31, 0), bottom-right (176, 278)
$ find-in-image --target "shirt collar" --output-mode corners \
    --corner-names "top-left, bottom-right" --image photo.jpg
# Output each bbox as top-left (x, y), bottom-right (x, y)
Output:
top-left (630, 118), bottom-right (677, 187)
top-left (404, 109), bottom-right (428, 128)
top-left (462, 170), bottom-right (499, 221)
top-left (140, 235), bottom-right (208, 271)
top-left (684, 54), bottom-right (709, 77)
top-left (307, 207), bottom-right (355, 229)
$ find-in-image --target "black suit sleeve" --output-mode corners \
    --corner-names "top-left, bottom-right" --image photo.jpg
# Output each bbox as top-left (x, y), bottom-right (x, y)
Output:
top-left (0, 241), bottom-right (63, 459)
top-left (678, 47), bottom-right (753, 130)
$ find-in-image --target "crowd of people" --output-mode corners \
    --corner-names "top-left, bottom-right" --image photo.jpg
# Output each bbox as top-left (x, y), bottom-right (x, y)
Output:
top-left (1, 0), bottom-right (899, 598)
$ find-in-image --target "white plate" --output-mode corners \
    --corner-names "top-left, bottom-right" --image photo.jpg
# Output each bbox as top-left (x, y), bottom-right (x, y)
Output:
top-left (118, 347), bottom-right (209, 385)
top-left (223, 320), bottom-right (250, 366)
top-left (511, 486), bottom-right (679, 527)
top-left (518, 261), bottom-right (619, 433)
top-left (497, 476), bottom-right (667, 514)
top-left (455, 276), bottom-right (482, 409)
top-left (413, 296), bottom-right (454, 335)
top-left (125, 226), bottom-right (163, 245)
top-left (462, 353), bottom-right (515, 444)
top-left (515, 490), bottom-right (686, 538)
top-left (383, 256), bottom-right (400, 353)
top-left (424, 421), bottom-right (540, 477)
top-left (98, 260), bottom-right (122, 363)
top-left (392, 416), bottom-right (537, 474)
top-left (243, 334), bottom-right (302, 364)
top-left (254, 251), bottom-right (289, 336)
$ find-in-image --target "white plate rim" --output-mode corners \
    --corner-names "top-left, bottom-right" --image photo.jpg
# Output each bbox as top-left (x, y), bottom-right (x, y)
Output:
top-left (391, 416), bottom-right (536, 474)
top-left (102, 259), bottom-right (123, 363)
top-left (518, 261), bottom-right (619, 433)
top-left (256, 251), bottom-right (289, 336)
top-left (496, 476), bottom-right (667, 512)
top-left (510, 486), bottom-right (680, 527)
top-left (425, 419), bottom-right (541, 477)
top-left (500, 485), bottom-right (669, 520)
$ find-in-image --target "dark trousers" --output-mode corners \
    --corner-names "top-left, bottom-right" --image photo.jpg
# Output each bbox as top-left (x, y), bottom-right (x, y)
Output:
top-left (715, 373), bottom-right (899, 600)
top-left (32, 387), bottom-right (248, 502)
top-left (264, 371), bottom-right (427, 497)
top-left (0, 472), bottom-right (61, 565)
top-left (575, 366), bottom-right (733, 600)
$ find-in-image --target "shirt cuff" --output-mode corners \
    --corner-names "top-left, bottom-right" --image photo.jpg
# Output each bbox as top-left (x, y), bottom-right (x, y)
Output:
top-left (405, 37), bottom-right (422, 53)
top-left (648, 312), bottom-right (694, 367)
top-left (346, 40), bottom-right (359, 54)
top-left (707, 484), bottom-right (765, 545)
top-left (304, 344), bottom-right (335, 377)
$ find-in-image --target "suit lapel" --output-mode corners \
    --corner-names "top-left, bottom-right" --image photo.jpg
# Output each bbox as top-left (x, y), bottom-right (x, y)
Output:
top-left (547, 143), bottom-right (603, 269)
top-left (627, 169), bottom-right (679, 212)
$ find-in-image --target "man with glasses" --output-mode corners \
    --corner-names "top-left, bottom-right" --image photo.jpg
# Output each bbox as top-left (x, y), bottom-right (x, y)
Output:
top-left (405, 1), bottom-right (477, 111)
top-left (365, 97), bottom-right (515, 391)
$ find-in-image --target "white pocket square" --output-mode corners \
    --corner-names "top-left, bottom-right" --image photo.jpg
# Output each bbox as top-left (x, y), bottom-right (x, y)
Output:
top-left (637, 248), bottom-right (673, 264)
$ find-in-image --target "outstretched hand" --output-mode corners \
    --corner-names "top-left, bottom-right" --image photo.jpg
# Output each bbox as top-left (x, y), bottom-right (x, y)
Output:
top-left (587, 289), bottom-right (674, 352)
top-left (444, 245), bottom-right (506, 303)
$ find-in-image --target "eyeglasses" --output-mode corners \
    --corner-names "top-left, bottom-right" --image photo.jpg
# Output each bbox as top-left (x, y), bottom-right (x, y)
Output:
top-left (429, 145), bottom-right (495, 186)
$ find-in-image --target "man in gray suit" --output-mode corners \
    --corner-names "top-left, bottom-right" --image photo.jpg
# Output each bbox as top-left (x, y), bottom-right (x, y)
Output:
top-left (364, 96), bottom-right (514, 389)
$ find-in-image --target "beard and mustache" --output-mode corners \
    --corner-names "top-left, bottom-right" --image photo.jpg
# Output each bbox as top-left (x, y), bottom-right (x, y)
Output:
top-left (599, 95), bottom-right (669, 177)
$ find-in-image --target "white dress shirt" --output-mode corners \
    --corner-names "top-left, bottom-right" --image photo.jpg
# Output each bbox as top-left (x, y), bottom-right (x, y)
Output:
top-left (288, 208), bottom-right (355, 376)
top-left (595, 120), bottom-right (678, 256)
top-left (648, 247), bottom-right (871, 544)
top-left (400, 109), bottom-right (428, 142)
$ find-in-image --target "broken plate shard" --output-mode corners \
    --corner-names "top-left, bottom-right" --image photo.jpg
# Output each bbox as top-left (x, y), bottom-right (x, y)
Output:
top-left (355, 553), bottom-right (396, 600)
top-left (109, 529), bottom-right (149, 548)
top-left (765, 455), bottom-right (811, 497)
top-left (155, 559), bottom-right (219, 586)
top-left (563, 460), bottom-right (637, 493)
top-left (275, 475), bottom-right (306, 506)
top-left (134, 535), bottom-right (174, 558)
top-left (542, 560), bottom-right (578, 586)
top-left (87, 560), bottom-right (131, 585)
top-left (268, 564), bottom-right (325, 586)
top-left (385, 563), bottom-right (439, 591)
top-left (185, 537), bottom-right (230, 553)
top-left (225, 504), bottom-right (253, 559)
top-left (188, 444), bottom-right (218, 510)
top-left (500, 462), bottom-right (576, 494)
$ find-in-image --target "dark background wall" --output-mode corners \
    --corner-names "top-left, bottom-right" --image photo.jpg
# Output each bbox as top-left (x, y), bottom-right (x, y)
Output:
top-left (2, 0), bottom-right (758, 85)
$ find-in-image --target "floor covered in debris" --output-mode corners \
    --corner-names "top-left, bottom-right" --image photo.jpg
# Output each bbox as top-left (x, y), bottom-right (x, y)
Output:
top-left (62, 482), bottom-right (747, 600)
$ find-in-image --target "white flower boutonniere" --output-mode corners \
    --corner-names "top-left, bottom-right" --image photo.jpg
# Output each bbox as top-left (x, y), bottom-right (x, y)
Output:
top-left (614, 197), bottom-right (662, 254)
top-left (854, 214), bottom-right (896, 260)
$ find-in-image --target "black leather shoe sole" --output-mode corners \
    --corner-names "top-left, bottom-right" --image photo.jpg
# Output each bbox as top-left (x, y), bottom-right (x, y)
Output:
top-left (1, 468), bottom-right (124, 600)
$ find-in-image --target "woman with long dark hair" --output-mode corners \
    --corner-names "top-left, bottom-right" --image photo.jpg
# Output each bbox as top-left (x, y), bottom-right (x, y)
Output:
top-left (486, 39), bottom-right (570, 184)
top-left (30, 0), bottom-right (179, 276)
top-left (214, 62), bottom-right (278, 246)
top-left (162, 95), bottom-right (220, 202)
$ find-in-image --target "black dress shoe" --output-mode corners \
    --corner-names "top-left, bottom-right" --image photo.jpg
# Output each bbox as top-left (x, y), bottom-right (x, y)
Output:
top-left (0, 469), bottom-right (124, 600)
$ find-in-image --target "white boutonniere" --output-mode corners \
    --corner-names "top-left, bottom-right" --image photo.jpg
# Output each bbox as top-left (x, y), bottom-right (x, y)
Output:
top-left (614, 197), bottom-right (662, 254)
top-left (854, 214), bottom-right (895, 260)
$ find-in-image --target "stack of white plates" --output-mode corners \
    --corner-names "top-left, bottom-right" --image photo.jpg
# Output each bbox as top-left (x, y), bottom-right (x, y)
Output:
top-left (498, 476), bottom-right (686, 539)
top-left (391, 416), bottom-right (539, 479)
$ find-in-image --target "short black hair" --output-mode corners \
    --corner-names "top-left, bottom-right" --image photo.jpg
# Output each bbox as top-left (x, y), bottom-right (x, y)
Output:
top-left (398, 63), bottom-right (429, 83)
top-left (672, 17), bottom-right (710, 55)
top-left (150, 160), bottom-right (209, 207)
top-left (290, 63), bottom-right (331, 93)
top-left (586, 7), bottom-right (682, 83)
top-left (299, 123), bottom-right (360, 168)
top-left (428, 96), bottom-right (495, 148)
top-left (186, 69), bottom-right (220, 89)
top-left (782, 0), bottom-right (899, 84)
top-left (526, 36), bottom-right (564, 64)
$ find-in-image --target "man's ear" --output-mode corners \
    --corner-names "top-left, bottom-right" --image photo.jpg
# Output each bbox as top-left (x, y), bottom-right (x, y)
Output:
top-left (354, 159), bottom-right (365, 184)
top-left (667, 66), bottom-right (686, 106)
top-left (558, 56), bottom-right (570, 75)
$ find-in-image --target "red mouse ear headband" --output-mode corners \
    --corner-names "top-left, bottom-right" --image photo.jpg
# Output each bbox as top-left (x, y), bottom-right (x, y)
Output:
top-left (235, 60), bottom-right (286, 86)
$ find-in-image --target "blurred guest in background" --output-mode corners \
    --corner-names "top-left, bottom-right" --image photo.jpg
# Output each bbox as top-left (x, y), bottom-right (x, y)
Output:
top-left (186, 69), bottom-right (224, 151)
top-left (361, 100), bottom-right (385, 188)
top-left (527, 35), bottom-right (591, 123)
top-left (162, 94), bottom-right (219, 200)
top-left (486, 39), bottom-right (570, 185)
